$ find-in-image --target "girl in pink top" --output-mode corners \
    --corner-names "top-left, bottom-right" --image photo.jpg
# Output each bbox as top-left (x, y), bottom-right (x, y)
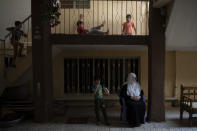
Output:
top-left (122, 14), bottom-right (136, 35)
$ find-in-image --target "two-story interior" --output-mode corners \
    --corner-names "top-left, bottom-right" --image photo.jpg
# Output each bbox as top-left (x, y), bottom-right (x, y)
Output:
top-left (1, 0), bottom-right (197, 129)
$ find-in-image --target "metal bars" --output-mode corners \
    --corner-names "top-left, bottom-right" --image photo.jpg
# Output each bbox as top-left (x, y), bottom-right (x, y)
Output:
top-left (52, 0), bottom-right (149, 35)
top-left (64, 57), bottom-right (139, 94)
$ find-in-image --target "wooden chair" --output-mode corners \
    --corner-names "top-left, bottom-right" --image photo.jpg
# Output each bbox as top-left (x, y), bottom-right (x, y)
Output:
top-left (180, 84), bottom-right (197, 126)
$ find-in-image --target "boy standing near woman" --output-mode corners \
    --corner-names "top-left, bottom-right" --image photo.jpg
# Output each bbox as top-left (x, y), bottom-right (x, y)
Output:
top-left (92, 76), bottom-right (110, 126)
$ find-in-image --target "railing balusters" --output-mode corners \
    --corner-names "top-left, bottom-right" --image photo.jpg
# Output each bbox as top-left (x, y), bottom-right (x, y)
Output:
top-left (145, 2), bottom-right (147, 35)
top-left (9, 35), bottom-right (11, 57)
top-left (97, 0), bottom-right (99, 25)
top-left (55, 19), bottom-right (57, 33)
top-left (83, 0), bottom-right (85, 28)
top-left (107, 0), bottom-right (108, 32)
top-left (27, 19), bottom-right (29, 54)
top-left (69, 8), bottom-right (71, 34)
top-left (121, 0), bottom-right (123, 34)
top-left (58, 0), bottom-right (149, 35)
top-left (140, 1), bottom-right (142, 35)
top-left (112, 0), bottom-right (113, 35)
top-left (0, 15), bottom-right (32, 69)
top-left (64, 57), bottom-right (140, 94)
top-left (136, 1), bottom-right (138, 35)
top-left (59, 10), bottom-right (61, 33)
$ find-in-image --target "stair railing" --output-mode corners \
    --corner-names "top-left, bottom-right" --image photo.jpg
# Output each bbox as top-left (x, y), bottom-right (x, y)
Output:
top-left (0, 15), bottom-right (32, 78)
top-left (0, 39), bottom-right (6, 76)
top-left (0, 15), bottom-right (32, 69)
top-left (4, 15), bottom-right (32, 56)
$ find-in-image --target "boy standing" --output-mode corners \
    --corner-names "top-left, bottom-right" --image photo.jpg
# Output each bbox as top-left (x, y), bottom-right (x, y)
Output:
top-left (92, 76), bottom-right (109, 125)
top-left (6, 21), bottom-right (27, 67)
top-left (122, 14), bottom-right (136, 35)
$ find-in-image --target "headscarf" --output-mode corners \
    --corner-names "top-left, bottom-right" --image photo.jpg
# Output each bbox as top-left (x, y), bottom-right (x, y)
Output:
top-left (126, 73), bottom-right (141, 97)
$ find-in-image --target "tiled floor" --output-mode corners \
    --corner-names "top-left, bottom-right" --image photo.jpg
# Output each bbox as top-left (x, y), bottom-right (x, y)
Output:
top-left (2, 105), bottom-right (197, 131)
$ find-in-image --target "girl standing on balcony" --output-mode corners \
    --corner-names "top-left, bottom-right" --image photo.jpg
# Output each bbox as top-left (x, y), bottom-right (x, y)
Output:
top-left (122, 14), bottom-right (136, 35)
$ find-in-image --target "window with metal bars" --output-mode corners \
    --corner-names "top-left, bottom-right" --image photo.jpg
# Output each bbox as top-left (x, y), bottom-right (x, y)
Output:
top-left (60, 0), bottom-right (90, 9)
top-left (64, 57), bottom-right (139, 94)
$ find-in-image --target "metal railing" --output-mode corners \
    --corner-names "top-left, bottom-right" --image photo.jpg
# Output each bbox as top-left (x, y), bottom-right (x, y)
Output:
top-left (64, 57), bottom-right (139, 94)
top-left (52, 0), bottom-right (149, 35)
top-left (4, 15), bottom-right (32, 57)
top-left (0, 39), bottom-right (5, 70)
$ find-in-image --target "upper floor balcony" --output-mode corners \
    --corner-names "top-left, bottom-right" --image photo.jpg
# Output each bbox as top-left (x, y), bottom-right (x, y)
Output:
top-left (51, 0), bottom-right (149, 36)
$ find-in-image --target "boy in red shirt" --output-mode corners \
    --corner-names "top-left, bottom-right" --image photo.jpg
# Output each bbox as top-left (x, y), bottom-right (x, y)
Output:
top-left (77, 15), bottom-right (109, 35)
top-left (122, 14), bottom-right (136, 35)
top-left (77, 21), bottom-right (89, 34)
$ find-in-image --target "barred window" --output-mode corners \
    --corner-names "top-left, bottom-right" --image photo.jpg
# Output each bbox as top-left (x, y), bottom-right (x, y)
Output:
top-left (64, 57), bottom-right (140, 94)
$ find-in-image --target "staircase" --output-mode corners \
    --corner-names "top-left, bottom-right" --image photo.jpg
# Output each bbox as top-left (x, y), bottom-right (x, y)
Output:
top-left (5, 47), bottom-right (32, 83)
top-left (0, 14), bottom-right (61, 97)
top-left (0, 15), bottom-right (32, 99)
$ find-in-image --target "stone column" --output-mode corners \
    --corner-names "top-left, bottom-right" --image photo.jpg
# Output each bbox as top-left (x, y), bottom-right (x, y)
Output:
top-left (32, 0), bottom-right (53, 122)
top-left (147, 2), bottom-right (166, 122)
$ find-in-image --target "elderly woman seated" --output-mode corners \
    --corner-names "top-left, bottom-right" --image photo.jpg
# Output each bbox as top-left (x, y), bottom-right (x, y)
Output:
top-left (119, 73), bottom-right (146, 127)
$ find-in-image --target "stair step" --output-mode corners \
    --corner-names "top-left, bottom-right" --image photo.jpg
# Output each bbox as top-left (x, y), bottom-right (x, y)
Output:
top-left (6, 51), bottom-right (32, 83)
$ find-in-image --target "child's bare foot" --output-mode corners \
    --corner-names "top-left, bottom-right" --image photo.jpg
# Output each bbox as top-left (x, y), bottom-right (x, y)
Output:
top-left (105, 29), bottom-right (109, 34)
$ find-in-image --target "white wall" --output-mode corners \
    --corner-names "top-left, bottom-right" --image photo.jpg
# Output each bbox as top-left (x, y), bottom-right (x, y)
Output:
top-left (166, 0), bottom-right (197, 51)
top-left (0, 0), bottom-right (31, 39)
